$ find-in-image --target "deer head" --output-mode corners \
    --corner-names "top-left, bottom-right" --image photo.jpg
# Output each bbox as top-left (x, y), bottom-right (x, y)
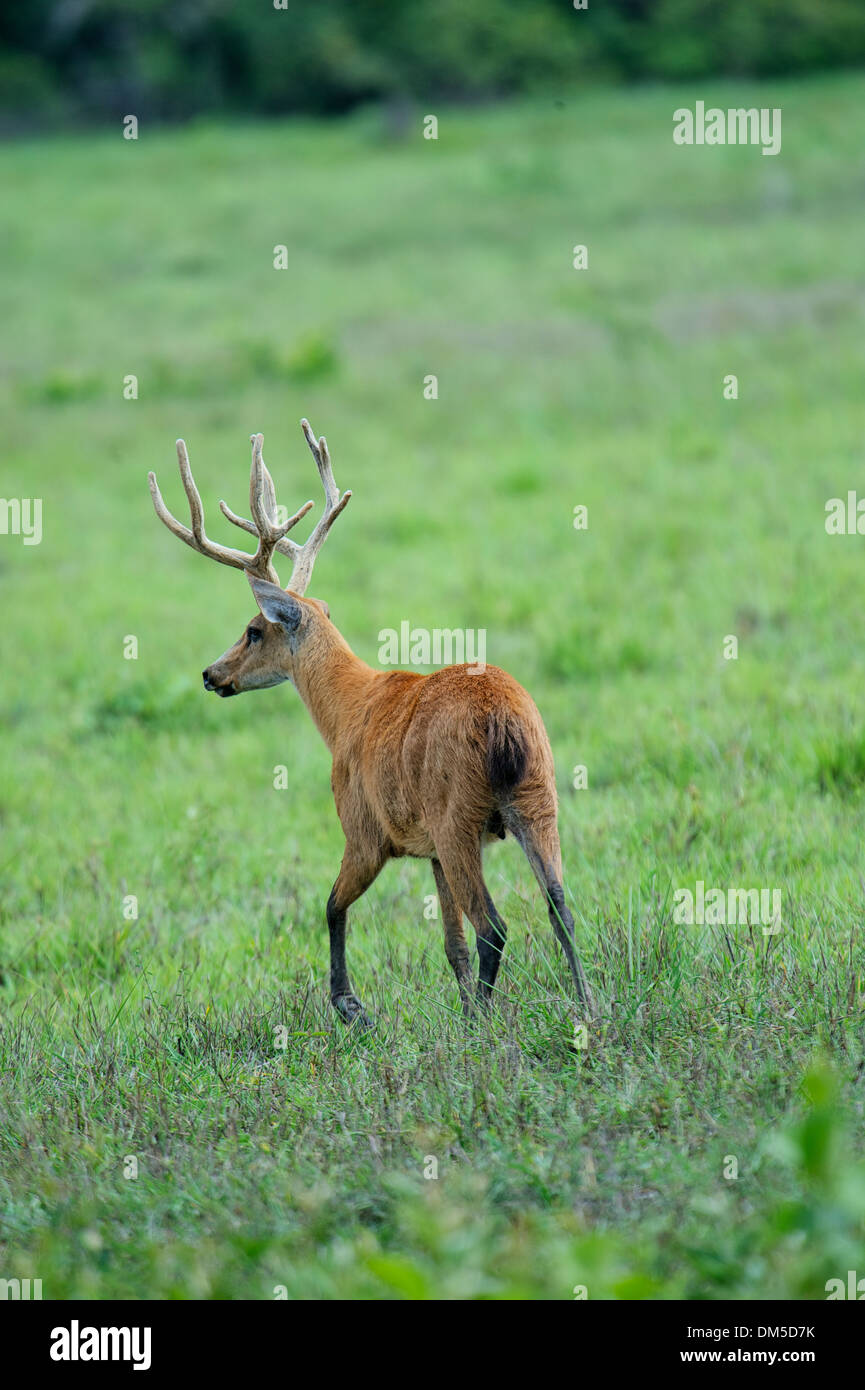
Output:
top-left (148, 419), bottom-right (351, 697)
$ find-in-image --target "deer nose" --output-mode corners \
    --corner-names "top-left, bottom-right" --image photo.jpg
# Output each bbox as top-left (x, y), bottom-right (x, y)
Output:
top-left (202, 669), bottom-right (214, 690)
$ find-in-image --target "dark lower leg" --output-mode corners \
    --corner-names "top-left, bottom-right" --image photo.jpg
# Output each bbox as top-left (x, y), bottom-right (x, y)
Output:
top-left (326, 888), bottom-right (351, 997)
top-left (326, 855), bottom-right (383, 1026)
top-left (546, 881), bottom-right (594, 1013)
top-left (475, 890), bottom-right (508, 1003)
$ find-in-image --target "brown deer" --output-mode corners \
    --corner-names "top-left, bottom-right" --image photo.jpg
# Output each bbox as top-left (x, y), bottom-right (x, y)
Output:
top-left (149, 422), bottom-right (593, 1025)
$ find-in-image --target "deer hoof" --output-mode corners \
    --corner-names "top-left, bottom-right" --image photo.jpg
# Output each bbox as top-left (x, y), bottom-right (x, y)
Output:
top-left (333, 993), bottom-right (373, 1028)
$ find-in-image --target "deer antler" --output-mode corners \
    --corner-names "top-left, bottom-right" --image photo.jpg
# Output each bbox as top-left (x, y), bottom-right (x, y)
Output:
top-left (218, 419), bottom-right (351, 595)
top-left (148, 434), bottom-right (314, 585)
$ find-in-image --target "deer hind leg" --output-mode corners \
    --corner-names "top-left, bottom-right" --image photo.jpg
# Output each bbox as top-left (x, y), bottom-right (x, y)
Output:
top-left (327, 849), bottom-right (384, 1027)
top-left (431, 857), bottom-right (475, 1017)
top-left (433, 831), bottom-right (508, 1006)
top-left (505, 808), bottom-right (595, 1016)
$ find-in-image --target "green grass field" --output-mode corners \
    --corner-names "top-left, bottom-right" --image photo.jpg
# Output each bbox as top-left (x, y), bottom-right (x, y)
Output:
top-left (2, 72), bottom-right (865, 1299)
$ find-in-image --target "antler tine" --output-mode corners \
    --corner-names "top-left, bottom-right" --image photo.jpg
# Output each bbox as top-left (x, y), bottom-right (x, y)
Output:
top-left (218, 433), bottom-right (314, 568)
top-left (246, 432), bottom-right (316, 580)
top-left (218, 498), bottom-right (313, 548)
top-left (286, 418), bottom-right (352, 595)
top-left (148, 440), bottom-right (260, 573)
top-left (301, 418), bottom-right (340, 507)
top-left (249, 433), bottom-right (277, 539)
top-left (253, 434), bottom-right (279, 524)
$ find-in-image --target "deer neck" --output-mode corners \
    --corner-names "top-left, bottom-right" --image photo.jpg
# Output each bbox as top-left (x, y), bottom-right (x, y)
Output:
top-left (291, 629), bottom-right (376, 752)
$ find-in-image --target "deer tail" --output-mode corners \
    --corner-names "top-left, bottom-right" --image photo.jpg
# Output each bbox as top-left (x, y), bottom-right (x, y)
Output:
top-left (485, 707), bottom-right (528, 798)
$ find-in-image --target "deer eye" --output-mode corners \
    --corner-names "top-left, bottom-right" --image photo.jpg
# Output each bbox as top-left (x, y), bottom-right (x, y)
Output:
top-left (247, 627), bottom-right (262, 644)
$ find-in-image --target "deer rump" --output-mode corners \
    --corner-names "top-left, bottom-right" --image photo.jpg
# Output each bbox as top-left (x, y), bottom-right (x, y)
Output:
top-left (345, 663), bottom-right (556, 863)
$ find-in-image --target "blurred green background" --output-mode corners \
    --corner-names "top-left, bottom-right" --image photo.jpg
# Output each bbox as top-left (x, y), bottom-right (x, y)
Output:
top-left (2, 0), bottom-right (865, 129)
top-left (1, 4), bottom-right (865, 1300)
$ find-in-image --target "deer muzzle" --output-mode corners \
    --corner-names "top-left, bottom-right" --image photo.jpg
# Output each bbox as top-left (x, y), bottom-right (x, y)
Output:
top-left (202, 668), bottom-right (237, 698)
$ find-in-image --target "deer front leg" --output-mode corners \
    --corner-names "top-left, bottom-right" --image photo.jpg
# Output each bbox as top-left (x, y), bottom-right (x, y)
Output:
top-left (326, 851), bottom-right (383, 1027)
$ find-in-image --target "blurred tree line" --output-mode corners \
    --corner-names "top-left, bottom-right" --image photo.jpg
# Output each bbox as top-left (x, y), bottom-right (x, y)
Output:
top-left (2, 0), bottom-right (864, 130)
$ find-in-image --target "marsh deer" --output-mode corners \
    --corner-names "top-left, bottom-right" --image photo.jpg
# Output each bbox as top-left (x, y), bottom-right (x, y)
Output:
top-left (149, 422), bottom-right (593, 1024)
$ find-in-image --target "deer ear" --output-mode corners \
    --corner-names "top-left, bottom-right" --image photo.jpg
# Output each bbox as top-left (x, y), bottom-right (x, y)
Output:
top-left (249, 576), bottom-right (302, 633)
